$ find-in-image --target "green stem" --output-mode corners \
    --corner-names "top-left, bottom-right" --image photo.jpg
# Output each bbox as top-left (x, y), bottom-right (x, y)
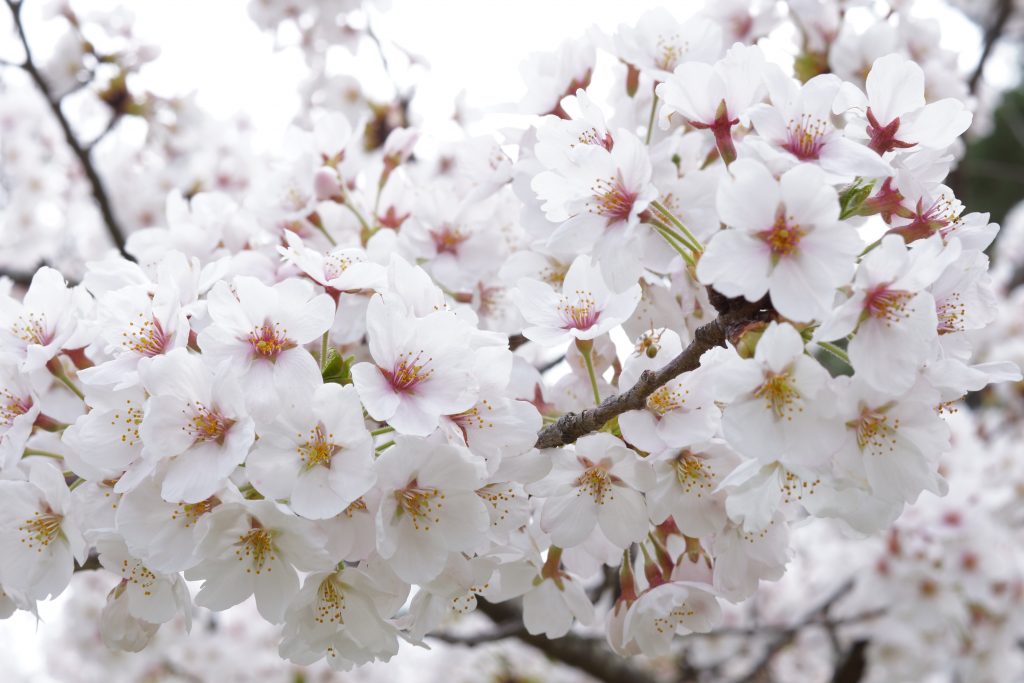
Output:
top-left (817, 340), bottom-right (851, 365)
top-left (320, 332), bottom-right (330, 372)
top-left (859, 238), bottom-right (882, 257)
top-left (370, 426), bottom-right (395, 437)
top-left (653, 224), bottom-right (696, 267)
top-left (24, 448), bottom-right (64, 459)
top-left (649, 215), bottom-right (700, 253)
top-left (644, 90), bottom-right (659, 145)
top-left (375, 439), bottom-right (395, 453)
top-left (314, 222), bottom-right (337, 246)
top-left (49, 363), bottom-right (85, 400)
top-left (650, 199), bottom-right (703, 251)
top-left (577, 340), bottom-right (603, 406)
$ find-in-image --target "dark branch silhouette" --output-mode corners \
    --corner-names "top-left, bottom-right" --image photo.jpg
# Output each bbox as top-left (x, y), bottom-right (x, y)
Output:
top-left (4, 0), bottom-right (131, 259)
top-left (969, 0), bottom-right (1015, 94)
top-left (476, 599), bottom-right (660, 683)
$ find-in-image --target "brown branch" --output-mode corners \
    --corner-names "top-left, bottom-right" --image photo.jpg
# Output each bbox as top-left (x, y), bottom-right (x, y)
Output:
top-left (477, 598), bottom-right (659, 683)
top-left (4, 0), bottom-right (131, 259)
top-left (429, 619), bottom-right (526, 647)
top-left (969, 0), bottom-right (1014, 94)
top-left (733, 580), bottom-right (855, 683)
top-left (829, 640), bottom-right (868, 683)
top-left (534, 296), bottom-right (769, 450)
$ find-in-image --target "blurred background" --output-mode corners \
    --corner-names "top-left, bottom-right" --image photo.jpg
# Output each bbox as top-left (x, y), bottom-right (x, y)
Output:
top-left (1, 0), bottom-right (1023, 681)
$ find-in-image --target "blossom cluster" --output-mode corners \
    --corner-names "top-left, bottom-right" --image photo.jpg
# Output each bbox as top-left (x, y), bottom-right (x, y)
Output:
top-left (0, 0), bottom-right (1019, 673)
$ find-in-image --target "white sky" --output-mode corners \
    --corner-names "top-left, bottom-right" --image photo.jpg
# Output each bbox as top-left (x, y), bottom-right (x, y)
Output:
top-left (12, 0), bottom-right (997, 138)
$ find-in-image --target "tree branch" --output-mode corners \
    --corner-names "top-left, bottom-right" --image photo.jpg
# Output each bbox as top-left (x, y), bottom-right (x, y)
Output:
top-left (534, 296), bottom-right (769, 450)
top-left (476, 599), bottom-right (659, 683)
top-left (4, 0), bottom-right (131, 259)
top-left (733, 580), bottom-right (855, 683)
top-left (969, 0), bottom-right (1014, 94)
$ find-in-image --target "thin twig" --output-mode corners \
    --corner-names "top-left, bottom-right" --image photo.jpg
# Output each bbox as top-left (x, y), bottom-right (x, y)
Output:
top-left (534, 295), bottom-right (769, 449)
top-left (4, 0), bottom-right (131, 258)
top-left (734, 579), bottom-right (855, 683)
top-left (969, 0), bottom-right (1014, 94)
top-left (429, 619), bottom-right (525, 646)
top-left (477, 599), bottom-right (659, 683)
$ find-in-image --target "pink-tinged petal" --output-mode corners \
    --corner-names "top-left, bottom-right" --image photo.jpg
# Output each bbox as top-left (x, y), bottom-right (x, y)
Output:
top-left (541, 492), bottom-right (597, 548)
top-left (696, 230), bottom-right (772, 302)
top-left (140, 396), bottom-right (196, 458)
top-left (523, 580), bottom-right (573, 637)
top-left (768, 256), bottom-right (833, 322)
top-left (900, 99), bottom-right (972, 149)
top-left (748, 103), bottom-right (788, 144)
top-left (246, 441), bottom-right (300, 501)
top-left (619, 409), bottom-right (665, 453)
top-left (389, 396), bottom-right (442, 436)
top-left (818, 137), bottom-right (892, 178)
top-left (779, 164), bottom-right (838, 226)
top-left (278, 292), bottom-right (336, 344)
top-left (657, 62), bottom-right (719, 126)
top-left (351, 362), bottom-right (400, 422)
top-left (716, 159), bottom-right (780, 232)
top-left (206, 281), bottom-right (251, 335)
top-left (597, 487), bottom-right (649, 548)
top-left (291, 467), bottom-right (345, 519)
top-left (866, 54), bottom-right (925, 123)
top-left (754, 323), bottom-right (804, 373)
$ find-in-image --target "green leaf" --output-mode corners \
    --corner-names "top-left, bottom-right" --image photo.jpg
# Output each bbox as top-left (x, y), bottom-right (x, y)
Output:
top-left (838, 178), bottom-right (875, 220)
top-left (321, 350), bottom-right (355, 385)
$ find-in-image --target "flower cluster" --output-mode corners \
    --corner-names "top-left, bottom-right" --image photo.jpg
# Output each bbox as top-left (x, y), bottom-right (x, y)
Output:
top-left (0, 0), bottom-right (1018, 673)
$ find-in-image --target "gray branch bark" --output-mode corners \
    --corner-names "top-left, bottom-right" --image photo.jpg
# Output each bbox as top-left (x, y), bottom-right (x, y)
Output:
top-left (4, 0), bottom-right (131, 259)
top-left (534, 296), bottom-right (768, 450)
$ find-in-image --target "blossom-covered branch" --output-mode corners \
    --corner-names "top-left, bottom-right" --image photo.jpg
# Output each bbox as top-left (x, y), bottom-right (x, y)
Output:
top-left (534, 294), bottom-right (770, 450)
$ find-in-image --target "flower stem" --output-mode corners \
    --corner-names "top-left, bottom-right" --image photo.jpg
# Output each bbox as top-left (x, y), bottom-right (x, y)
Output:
top-left (47, 360), bottom-right (84, 400)
top-left (375, 439), bottom-right (396, 453)
top-left (653, 224), bottom-right (696, 267)
top-left (23, 448), bottom-right (63, 459)
top-left (370, 426), bottom-right (395, 437)
top-left (817, 340), bottom-right (851, 365)
top-left (645, 90), bottom-right (659, 145)
top-left (650, 199), bottom-right (703, 252)
top-left (576, 339), bottom-right (603, 406)
top-left (319, 331), bottom-right (330, 371)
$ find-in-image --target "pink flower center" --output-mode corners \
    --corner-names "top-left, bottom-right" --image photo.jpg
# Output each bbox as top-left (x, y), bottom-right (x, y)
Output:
top-left (247, 323), bottom-right (295, 360)
top-left (655, 34), bottom-right (684, 72)
top-left (589, 175), bottom-right (638, 226)
top-left (937, 292), bottom-right (965, 335)
top-left (576, 127), bottom-right (613, 150)
top-left (758, 210), bottom-right (805, 258)
top-left (324, 252), bottom-right (359, 281)
top-left (186, 403), bottom-right (234, 444)
top-left (13, 312), bottom-right (53, 346)
top-left (382, 352), bottom-right (433, 393)
top-left (753, 370), bottom-right (801, 419)
top-left (864, 285), bottom-right (914, 326)
top-left (429, 224), bottom-right (470, 255)
top-left (122, 314), bottom-right (171, 357)
top-left (783, 114), bottom-right (828, 160)
top-left (848, 404), bottom-right (898, 452)
top-left (299, 424), bottom-right (340, 470)
top-left (866, 107), bottom-right (916, 155)
top-left (396, 479), bottom-right (443, 531)
top-left (0, 389), bottom-right (31, 427)
top-left (558, 291), bottom-right (601, 331)
top-left (18, 510), bottom-right (63, 550)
